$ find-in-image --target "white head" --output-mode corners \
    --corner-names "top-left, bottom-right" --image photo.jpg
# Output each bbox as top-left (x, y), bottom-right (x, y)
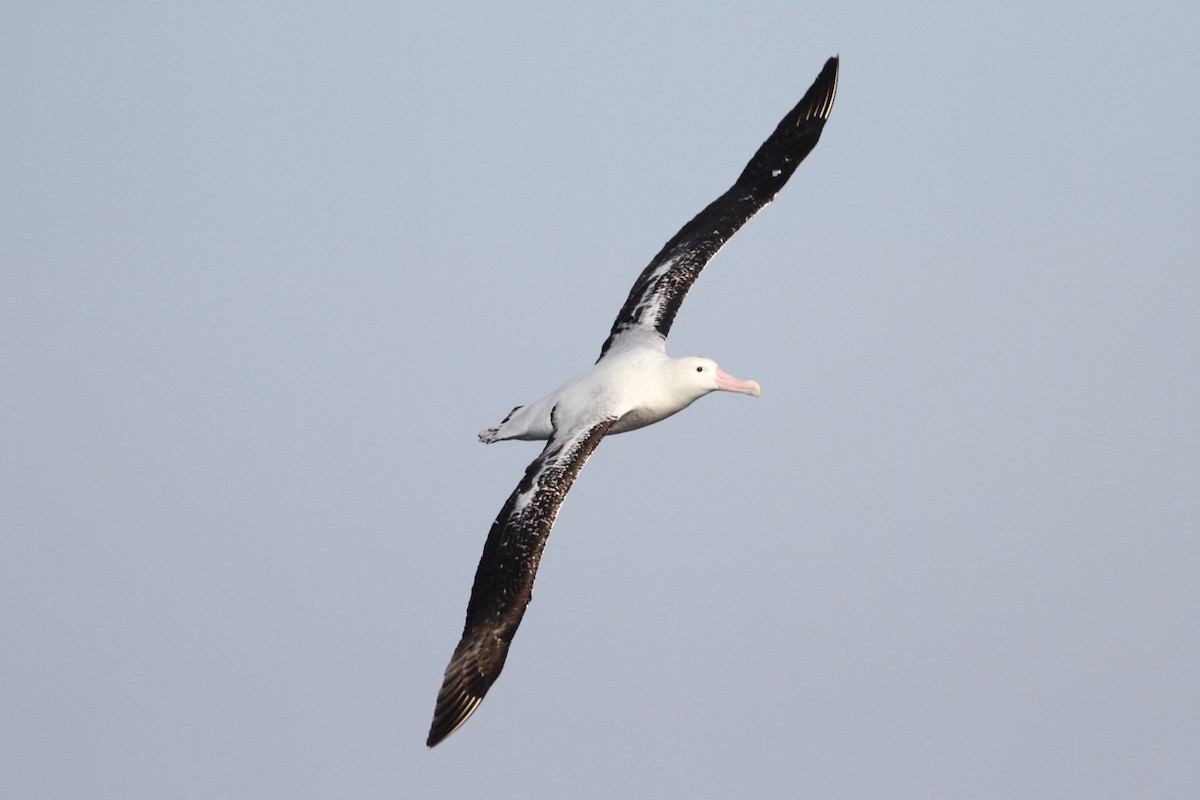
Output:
top-left (672, 357), bottom-right (762, 401)
top-left (608, 356), bottom-right (760, 435)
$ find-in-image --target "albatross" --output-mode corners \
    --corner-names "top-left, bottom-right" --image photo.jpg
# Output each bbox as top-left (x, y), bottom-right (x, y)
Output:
top-left (428, 56), bottom-right (839, 747)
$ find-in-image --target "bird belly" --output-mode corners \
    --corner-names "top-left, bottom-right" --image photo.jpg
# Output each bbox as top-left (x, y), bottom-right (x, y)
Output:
top-left (610, 404), bottom-right (683, 435)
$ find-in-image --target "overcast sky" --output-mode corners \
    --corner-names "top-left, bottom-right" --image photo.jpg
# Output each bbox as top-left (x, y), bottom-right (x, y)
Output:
top-left (3, 3), bottom-right (1198, 798)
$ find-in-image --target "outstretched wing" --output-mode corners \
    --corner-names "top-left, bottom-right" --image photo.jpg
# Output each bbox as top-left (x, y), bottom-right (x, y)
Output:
top-left (597, 56), bottom-right (839, 360)
top-left (427, 414), bottom-right (617, 747)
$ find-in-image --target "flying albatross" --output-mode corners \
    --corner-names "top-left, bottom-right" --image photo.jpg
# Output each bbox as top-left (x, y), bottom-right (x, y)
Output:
top-left (428, 56), bottom-right (839, 747)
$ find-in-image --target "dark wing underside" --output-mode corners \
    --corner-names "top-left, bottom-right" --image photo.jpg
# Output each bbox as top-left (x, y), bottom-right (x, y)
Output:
top-left (598, 56), bottom-right (839, 361)
top-left (427, 416), bottom-right (615, 747)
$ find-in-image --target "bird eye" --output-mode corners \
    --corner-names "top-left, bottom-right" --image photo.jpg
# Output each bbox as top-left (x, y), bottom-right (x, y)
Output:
top-left (696, 366), bottom-right (704, 372)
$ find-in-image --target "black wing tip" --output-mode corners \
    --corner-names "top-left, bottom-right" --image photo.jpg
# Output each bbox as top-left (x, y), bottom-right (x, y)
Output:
top-left (796, 55), bottom-right (840, 124)
top-left (427, 677), bottom-right (487, 748)
top-left (427, 638), bottom-right (495, 748)
top-left (732, 54), bottom-right (840, 195)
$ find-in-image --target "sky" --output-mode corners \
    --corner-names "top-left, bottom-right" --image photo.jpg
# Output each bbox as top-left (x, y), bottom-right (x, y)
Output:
top-left (2, 2), bottom-right (1198, 798)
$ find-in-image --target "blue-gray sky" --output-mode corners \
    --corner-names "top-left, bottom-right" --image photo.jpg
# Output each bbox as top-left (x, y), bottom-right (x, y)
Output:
top-left (3, 3), bottom-right (1197, 798)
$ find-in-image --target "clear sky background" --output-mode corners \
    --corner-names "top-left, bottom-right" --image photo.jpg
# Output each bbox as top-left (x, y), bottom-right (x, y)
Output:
top-left (3, 3), bottom-right (1197, 798)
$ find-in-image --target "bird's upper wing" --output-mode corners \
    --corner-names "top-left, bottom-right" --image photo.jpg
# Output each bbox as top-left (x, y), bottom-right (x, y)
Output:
top-left (427, 412), bottom-right (617, 747)
top-left (597, 56), bottom-right (839, 361)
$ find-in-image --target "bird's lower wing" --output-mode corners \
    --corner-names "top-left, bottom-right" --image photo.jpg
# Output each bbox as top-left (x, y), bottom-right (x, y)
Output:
top-left (427, 414), bottom-right (617, 747)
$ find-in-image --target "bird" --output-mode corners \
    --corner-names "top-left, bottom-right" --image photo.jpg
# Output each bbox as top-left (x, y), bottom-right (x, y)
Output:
top-left (427, 56), bottom-right (839, 747)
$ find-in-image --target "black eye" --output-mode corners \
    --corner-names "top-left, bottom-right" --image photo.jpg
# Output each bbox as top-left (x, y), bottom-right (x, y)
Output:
top-left (696, 366), bottom-right (704, 372)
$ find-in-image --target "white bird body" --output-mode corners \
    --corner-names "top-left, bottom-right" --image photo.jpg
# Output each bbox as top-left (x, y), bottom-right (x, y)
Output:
top-left (480, 351), bottom-right (762, 443)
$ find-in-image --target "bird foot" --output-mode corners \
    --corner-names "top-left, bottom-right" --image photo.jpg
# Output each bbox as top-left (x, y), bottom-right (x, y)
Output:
top-left (478, 428), bottom-right (499, 444)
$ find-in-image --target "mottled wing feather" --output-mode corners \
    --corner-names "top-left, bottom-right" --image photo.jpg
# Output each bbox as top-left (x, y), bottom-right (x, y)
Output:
top-left (597, 56), bottom-right (839, 361)
top-left (427, 415), bottom-right (616, 747)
